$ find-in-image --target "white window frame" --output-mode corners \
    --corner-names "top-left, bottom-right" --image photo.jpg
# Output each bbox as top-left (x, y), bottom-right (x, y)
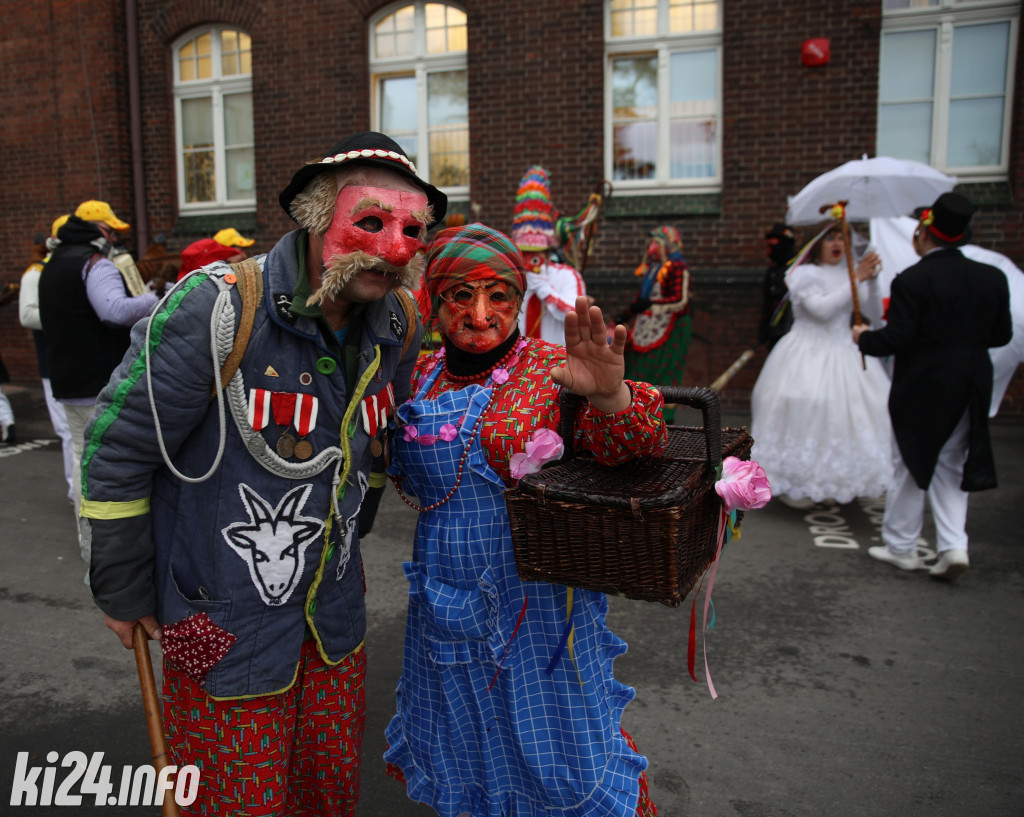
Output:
top-left (879, 0), bottom-right (1018, 180)
top-left (369, 2), bottom-right (469, 201)
top-left (172, 26), bottom-right (256, 215)
top-left (604, 0), bottom-right (723, 195)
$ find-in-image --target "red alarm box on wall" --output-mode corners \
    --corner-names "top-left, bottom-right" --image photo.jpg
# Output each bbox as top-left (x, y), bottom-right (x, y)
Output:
top-left (801, 38), bottom-right (830, 67)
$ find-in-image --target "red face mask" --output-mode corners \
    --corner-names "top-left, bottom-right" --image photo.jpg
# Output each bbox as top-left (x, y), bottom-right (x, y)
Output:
top-left (522, 251), bottom-right (546, 273)
top-left (646, 240), bottom-right (665, 263)
top-left (438, 277), bottom-right (520, 353)
top-left (322, 185), bottom-right (428, 269)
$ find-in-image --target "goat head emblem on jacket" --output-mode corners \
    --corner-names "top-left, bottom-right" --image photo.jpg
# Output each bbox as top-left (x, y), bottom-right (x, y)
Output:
top-left (222, 483), bottom-right (324, 606)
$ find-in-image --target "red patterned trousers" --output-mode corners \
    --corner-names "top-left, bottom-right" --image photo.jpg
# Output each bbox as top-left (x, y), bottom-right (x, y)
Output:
top-left (163, 640), bottom-right (366, 816)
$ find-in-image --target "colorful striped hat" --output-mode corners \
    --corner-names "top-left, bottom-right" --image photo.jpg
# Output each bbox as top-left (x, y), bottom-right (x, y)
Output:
top-left (511, 165), bottom-right (556, 252)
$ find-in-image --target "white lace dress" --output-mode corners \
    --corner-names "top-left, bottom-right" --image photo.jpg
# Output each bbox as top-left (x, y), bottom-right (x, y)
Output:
top-left (750, 260), bottom-right (892, 504)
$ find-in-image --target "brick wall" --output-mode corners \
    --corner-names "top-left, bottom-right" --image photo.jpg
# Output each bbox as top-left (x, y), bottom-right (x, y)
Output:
top-left (2, 0), bottom-right (1021, 414)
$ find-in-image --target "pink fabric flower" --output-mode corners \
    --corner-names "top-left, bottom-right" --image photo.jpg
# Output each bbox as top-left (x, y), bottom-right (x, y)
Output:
top-left (491, 368), bottom-right (509, 385)
top-left (714, 456), bottom-right (772, 512)
top-left (510, 428), bottom-right (565, 480)
top-left (403, 424), bottom-right (419, 442)
top-left (418, 434), bottom-right (438, 446)
top-left (439, 423), bottom-right (458, 441)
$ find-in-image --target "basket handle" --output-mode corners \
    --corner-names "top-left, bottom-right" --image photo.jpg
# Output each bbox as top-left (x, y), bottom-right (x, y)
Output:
top-left (557, 384), bottom-right (722, 473)
top-left (659, 386), bottom-right (722, 473)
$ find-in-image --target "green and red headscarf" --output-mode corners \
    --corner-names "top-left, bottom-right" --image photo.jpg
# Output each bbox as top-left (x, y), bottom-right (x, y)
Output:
top-left (425, 224), bottom-right (527, 298)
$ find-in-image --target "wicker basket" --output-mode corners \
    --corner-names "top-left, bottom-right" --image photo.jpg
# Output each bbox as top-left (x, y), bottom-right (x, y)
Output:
top-left (505, 386), bottom-right (752, 607)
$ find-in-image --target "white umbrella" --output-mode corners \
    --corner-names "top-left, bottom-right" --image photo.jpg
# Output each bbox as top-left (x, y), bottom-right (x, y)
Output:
top-left (786, 155), bottom-right (957, 226)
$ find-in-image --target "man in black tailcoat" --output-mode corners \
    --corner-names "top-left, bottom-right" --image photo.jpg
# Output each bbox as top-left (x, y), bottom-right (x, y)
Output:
top-left (853, 192), bottom-right (1012, 581)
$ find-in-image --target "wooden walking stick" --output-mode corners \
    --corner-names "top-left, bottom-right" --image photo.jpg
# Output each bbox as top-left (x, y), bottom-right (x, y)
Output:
top-left (709, 348), bottom-right (756, 392)
top-left (133, 623), bottom-right (181, 817)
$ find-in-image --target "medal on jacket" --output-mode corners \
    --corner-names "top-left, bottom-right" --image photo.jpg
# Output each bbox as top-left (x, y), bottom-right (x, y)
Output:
top-left (271, 391), bottom-right (298, 457)
top-left (362, 384), bottom-right (394, 458)
top-left (293, 393), bottom-right (318, 460)
top-left (248, 388), bottom-right (272, 431)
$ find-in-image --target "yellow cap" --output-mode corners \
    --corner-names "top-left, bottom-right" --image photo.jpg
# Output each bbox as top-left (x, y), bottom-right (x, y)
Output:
top-left (51, 214), bottom-right (70, 238)
top-left (214, 228), bottom-right (255, 247)
top-left (75, 200), bottom-right (130, 231)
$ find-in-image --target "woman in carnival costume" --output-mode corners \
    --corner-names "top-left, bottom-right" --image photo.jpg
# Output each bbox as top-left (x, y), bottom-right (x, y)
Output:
top-left (750, 218), bottom-right (891, 508)
top-left (620, 226), bottom-right (692, 422)
top-left (384, 223), bottom-right (664, 817)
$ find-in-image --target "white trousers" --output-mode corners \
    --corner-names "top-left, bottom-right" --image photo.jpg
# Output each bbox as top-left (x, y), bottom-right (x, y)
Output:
top-left (0, 386), bottom-right (14, 427)
top-left (882, 410), bottom-right (970, 555)
top-left (42, 378), bottom-right (75, 499)
top-left (62, 402), bottom-right (97, 523)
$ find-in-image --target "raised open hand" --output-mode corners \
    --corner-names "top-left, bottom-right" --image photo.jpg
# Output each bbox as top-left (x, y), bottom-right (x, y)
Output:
top-left (549, 296), bottom-right (631, 414)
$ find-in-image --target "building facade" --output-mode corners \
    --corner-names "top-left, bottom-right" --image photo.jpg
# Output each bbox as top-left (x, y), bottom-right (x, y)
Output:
top-left (2, 0), bottom-right (1022, 412)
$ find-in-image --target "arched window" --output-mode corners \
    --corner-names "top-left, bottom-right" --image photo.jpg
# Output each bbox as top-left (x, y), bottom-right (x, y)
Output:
top-left (605, 0), bottom-right (722, 192)
top-left (173, 26), bottom-right (255, 212)
top-left (370, 2), bottom-right (469, 198)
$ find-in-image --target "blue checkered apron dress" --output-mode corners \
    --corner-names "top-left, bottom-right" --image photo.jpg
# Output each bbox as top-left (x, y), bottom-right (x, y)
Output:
top-left (384, 363), bottom-right (647, 817)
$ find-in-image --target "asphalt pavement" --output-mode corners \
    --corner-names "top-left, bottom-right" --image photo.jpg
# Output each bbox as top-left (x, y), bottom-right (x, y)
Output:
top-left (1, 380), bottom-right (1022, 817)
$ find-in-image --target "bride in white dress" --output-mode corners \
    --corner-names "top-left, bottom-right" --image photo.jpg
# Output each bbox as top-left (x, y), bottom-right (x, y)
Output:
top-left (751, 223), bottom-right (892, 507)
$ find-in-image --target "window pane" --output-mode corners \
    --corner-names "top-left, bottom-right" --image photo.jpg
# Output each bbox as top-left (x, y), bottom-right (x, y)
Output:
top-left (613, 122), bottom-right (656, 180)
top-left (610, 0), bottom-right (658, 37)
top-left (951, 22), bottom-right (1008, 96)
top-left (669, 50), bottom-right (717, 178)
top-left (195, 33), bottom-right (212, 80)
top-left (427, 70), bottom-right (468, 186)
top-left (948, 97), bottom-right (1003, 167)
top-left (185, 152), bottom-right (215, 203)
top-left (221, 29), bottom-right (252, 77)
top-left (879, 30), bottom-right (935, 101)
top-left (178, 40), bottom-right (196, 82)
top-left (381, 76), bottom-right (418, 132)
top-left (612, 56), bottom-right (657, 112)
top-left (182, 97), bottom-right (214, 146)
top-left (612, 56), bottom-right (658, 180)
top-left (224, 93), bottom-right (254, 145)
top-left (381, 76), bottom-right (419, 167)
top-left (877, 102), bottom-right (932, 164)
top-left (178, 35), bottom-right (212, 82)
top-left (427, 70), bottom-right (467, 127)
top-left (227, 147), bottom-right (255, 198)
top-left (883, 0), bottom-right (938, 8)
top-left (375, 6), bottom-right (415, 58)
top-left (425, 3), bottom-right (467, 53)
top-left (669, 0), bottom-right (719, 33)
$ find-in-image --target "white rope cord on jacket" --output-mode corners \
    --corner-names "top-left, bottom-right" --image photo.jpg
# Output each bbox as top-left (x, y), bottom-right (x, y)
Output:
top-left (146, 280), bottom-right (233, 483)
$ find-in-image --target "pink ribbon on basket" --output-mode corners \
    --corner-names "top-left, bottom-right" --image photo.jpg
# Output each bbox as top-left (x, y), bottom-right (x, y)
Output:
top-left (689, 457), bottom-right (771, 698)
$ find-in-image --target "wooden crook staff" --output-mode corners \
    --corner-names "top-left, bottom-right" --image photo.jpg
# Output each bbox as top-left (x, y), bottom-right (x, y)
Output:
top-left (133, 623), bottom-right (181, 817)
top-left (820, 201), bottom-right (866, 369)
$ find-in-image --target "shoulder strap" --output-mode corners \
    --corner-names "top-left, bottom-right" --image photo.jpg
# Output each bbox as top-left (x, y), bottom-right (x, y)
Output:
top-left (394, 286), bottom-right (419, 359)
top-left (212, 257), bottom-right (263, 397)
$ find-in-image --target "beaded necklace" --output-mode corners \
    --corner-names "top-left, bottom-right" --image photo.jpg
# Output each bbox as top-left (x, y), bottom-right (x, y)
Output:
top-left (440, 337), bottom-right (521, 385)
top-left (392, 337), bottom-right (528, 512)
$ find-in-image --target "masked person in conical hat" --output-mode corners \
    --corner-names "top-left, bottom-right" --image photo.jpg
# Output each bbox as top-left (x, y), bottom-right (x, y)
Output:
top-left (84, 131), bottom-right (445, 815)
top-left (511, 165), bottom-right (587, 346)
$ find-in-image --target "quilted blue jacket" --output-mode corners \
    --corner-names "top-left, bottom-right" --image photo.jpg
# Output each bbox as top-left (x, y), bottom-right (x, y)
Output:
top-left (83, 229), bottom-right (420, 698)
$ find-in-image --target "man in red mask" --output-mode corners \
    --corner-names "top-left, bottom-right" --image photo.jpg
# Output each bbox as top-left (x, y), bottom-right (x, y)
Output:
top-left (84, 132), bottom-right (445, 815)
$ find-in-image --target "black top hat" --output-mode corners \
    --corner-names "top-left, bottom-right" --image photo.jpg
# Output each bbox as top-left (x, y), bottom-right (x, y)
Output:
top-left (913, 192), bottom-right (974, 247)
top-left (279, 131), bottom-right (447, 227)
